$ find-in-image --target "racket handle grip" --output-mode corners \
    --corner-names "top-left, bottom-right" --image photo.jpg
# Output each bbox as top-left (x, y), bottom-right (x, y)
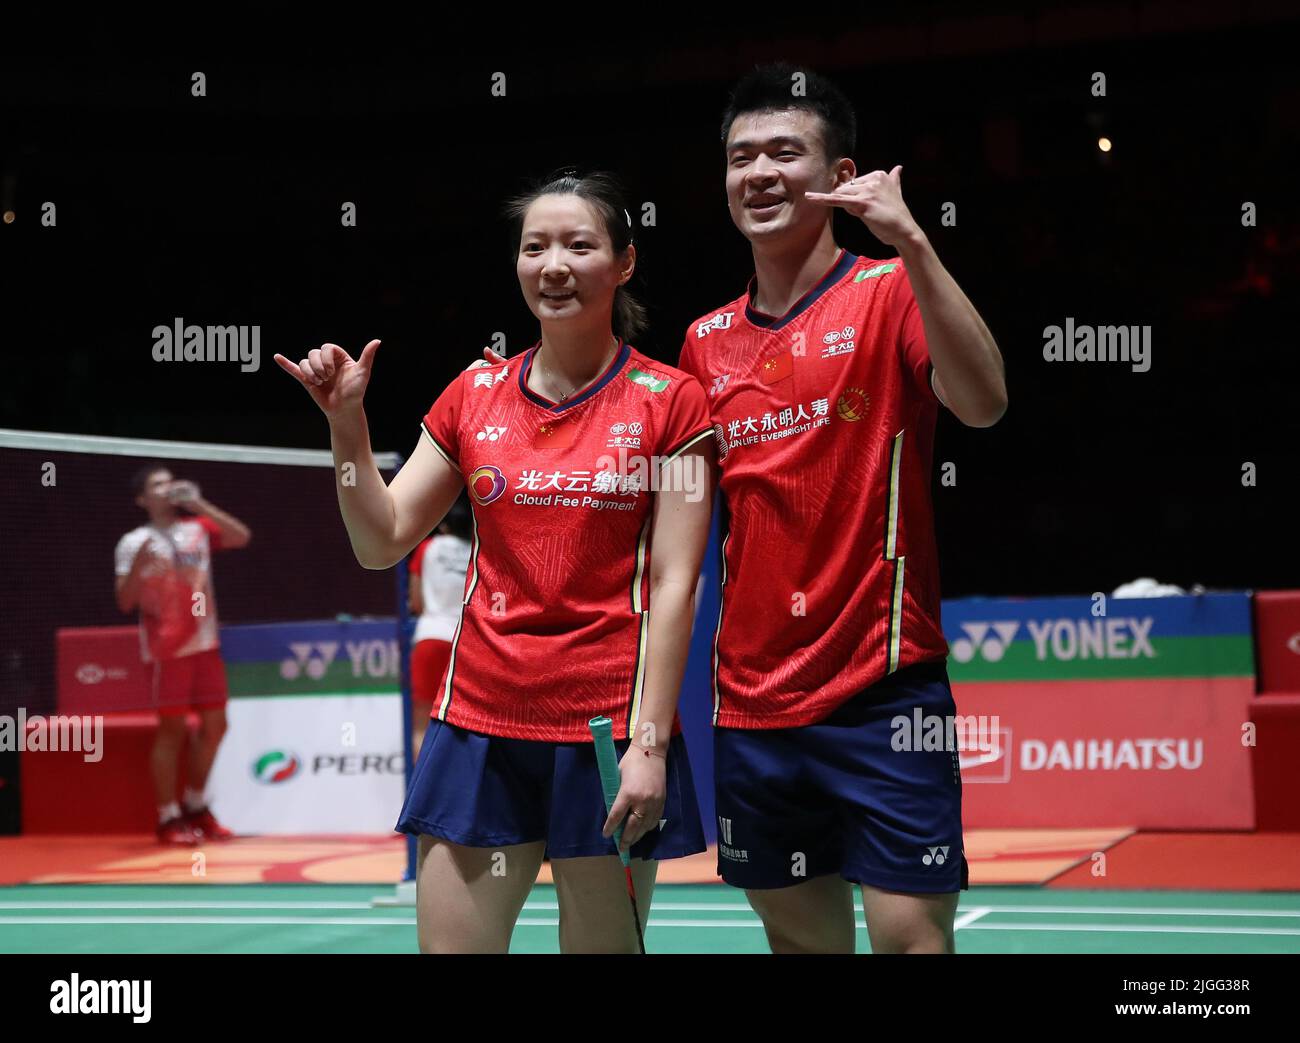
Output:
top-left (588, 716), bottom-right (631, 867)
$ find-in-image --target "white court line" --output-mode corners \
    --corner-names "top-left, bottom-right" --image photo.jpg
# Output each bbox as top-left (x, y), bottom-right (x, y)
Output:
top-left (958, 923), bottom-right (1300, 937)
top-left (0, 902), bottom-right (376, 910)
top-left (953, 907), bottom-right (991, 930)
top-left (1, 915), bottom-right (1298, 936)
top-left (2, 900), bottom-right (1299, 917)
top-left (947, 905), bottom-right (1300, 919)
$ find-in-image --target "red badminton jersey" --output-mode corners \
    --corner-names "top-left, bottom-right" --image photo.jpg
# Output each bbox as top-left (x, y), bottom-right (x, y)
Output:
top-left (678, 250), bottom-right (949, 729)
top-left (421, 341), bottom-right (713, 742)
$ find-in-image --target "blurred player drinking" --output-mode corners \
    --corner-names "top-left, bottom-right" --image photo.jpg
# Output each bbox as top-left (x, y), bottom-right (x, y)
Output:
top-left (114, 466), bottom-right (252, 845)
top-left (276, 171), bottom-right (715, 953)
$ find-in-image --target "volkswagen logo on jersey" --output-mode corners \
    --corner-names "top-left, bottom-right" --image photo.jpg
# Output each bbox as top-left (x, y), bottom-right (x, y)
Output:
top-left (468, 465), bottom-right (507, 506)
top-left (822, 325), bottom-right (856, 345)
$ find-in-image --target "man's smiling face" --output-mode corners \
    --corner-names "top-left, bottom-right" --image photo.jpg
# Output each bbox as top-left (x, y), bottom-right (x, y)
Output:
top-left (724, 108), bottom-right (844, 245)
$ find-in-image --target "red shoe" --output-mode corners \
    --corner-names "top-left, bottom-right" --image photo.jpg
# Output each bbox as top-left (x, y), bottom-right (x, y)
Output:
top-left (157, 816), bottom-right (201, 846)
top-left (184, 806), bottom-right (235, 841)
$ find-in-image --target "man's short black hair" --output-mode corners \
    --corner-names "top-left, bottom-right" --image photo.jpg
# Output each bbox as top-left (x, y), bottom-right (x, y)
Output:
top-left (129, 462), bottom-right (170, 498)
top-left (720, 62), bottom-right (857, 163)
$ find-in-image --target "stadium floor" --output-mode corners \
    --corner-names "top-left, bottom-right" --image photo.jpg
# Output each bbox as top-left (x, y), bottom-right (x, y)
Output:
top-left (1, 884), bottom-right (1298, 954)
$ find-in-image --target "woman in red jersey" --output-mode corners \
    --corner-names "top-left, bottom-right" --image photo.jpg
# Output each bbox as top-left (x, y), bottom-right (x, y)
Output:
top-left (276, 172), bottom-right (714, 953)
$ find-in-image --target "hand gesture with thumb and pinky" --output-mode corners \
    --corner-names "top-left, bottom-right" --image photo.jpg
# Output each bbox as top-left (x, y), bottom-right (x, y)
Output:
top-left (274, 340), bottom-right (381, 418)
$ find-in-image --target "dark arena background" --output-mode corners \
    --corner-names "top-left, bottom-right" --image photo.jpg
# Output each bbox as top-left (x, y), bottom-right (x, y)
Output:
top-left (1, 2), bottom-right (1298, 984)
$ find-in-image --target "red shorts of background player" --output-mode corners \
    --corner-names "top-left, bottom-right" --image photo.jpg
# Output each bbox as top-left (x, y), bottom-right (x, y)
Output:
top-left (411, 639), bottom-right (453, 708)
top-left (150, 648), bottom-right (229, 717)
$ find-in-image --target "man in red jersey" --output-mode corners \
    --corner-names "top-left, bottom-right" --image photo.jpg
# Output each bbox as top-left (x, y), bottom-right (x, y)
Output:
top-left (115, 465), bottom-right (251, 845)
top-left (676, 63), bottom-right (1007, 953)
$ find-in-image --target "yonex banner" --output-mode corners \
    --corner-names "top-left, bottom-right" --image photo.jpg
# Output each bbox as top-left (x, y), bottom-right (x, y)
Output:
top-left (208, 620), bottom-right (404, 834)
top-left (947, 593), bottom-right (1255, 829)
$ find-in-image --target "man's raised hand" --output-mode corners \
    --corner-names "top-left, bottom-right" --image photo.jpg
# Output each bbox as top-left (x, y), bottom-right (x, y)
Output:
top-left (805, 165), bottom-right (920, 248)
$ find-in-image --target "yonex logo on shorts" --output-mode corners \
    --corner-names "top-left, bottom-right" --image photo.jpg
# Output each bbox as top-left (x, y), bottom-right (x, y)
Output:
top-left (922, 845), bottom-right (950, 866)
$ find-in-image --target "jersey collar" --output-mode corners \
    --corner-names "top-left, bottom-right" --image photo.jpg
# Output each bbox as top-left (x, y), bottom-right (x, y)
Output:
top-left (517, 339), bottom-right (632, 412)
top-left (743, 249), bottom-right (858, 332)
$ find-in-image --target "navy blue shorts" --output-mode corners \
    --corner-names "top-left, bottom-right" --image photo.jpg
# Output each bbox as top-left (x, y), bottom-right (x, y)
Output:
top-left (714, 659), bottom-right (968, 893)
top-left (395, 719), bottom-right (706, 861)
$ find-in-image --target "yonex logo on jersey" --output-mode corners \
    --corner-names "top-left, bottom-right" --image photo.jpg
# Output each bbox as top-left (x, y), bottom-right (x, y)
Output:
top-left (475, 425), bottom-right (507, 442)
top-left (468, 465), bottom-right (508, 506)
top-left (696, 312), bottom-right (734, 338)
top-left (627, 368), bottom-right (669, 392)
top-left (709, 374), bottom-right (730, 397)
top-left (949, 622), bottom-right (1020, 663)
top-left (854, 262), bottom-right (897, 282)
top-left (922, 845), bottom-right (950, 866)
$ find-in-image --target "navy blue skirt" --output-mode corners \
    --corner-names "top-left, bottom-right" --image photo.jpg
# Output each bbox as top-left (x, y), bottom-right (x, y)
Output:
top-left (396, 718), bottom-right (706, 861)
